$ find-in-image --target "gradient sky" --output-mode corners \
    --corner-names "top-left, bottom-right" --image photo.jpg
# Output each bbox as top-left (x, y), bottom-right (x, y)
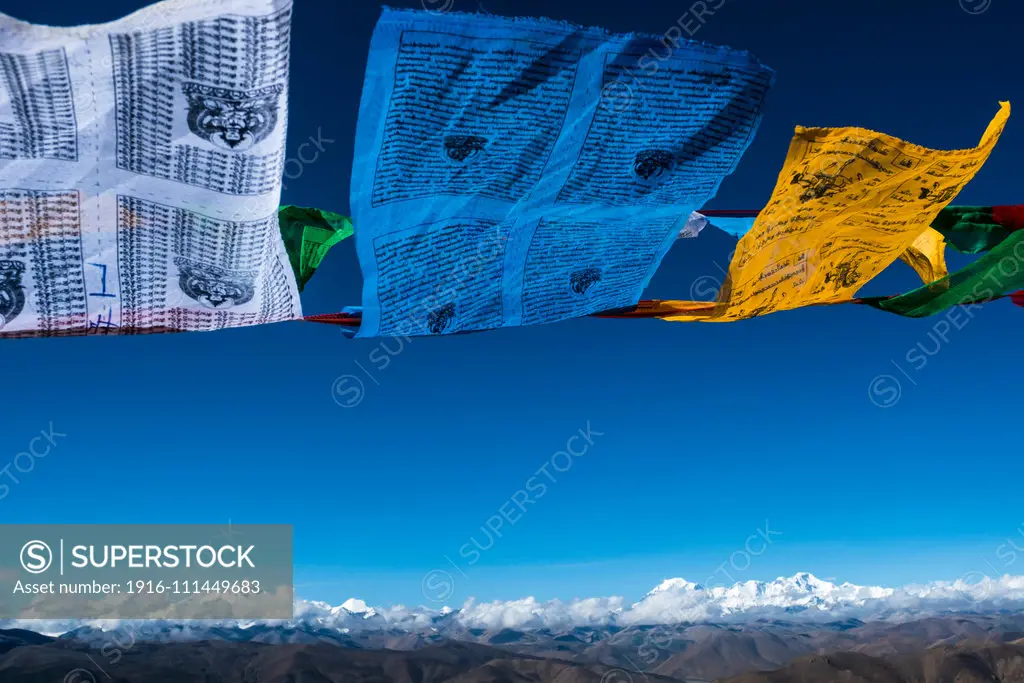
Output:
top-left (1, 0), bottom-right (1023, 609)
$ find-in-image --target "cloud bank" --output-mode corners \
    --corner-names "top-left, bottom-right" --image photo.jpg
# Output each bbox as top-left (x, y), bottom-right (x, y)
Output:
top-left (6, 572), bottom-right (1024, 636)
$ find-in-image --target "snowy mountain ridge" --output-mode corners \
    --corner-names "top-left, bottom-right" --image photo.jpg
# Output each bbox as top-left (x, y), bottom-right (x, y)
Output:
top-left (6, 572), bottom-right (1024, 636)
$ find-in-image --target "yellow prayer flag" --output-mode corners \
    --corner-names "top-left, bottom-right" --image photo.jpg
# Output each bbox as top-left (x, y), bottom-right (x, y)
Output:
top-left (657, 102), bottom-right (1009, 322)
top-left (899, 226), bottom-right (949, 286)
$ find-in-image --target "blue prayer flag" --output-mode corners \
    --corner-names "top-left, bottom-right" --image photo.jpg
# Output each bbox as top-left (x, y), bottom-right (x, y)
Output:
top-left (351, 7), bottom-right (774, 337)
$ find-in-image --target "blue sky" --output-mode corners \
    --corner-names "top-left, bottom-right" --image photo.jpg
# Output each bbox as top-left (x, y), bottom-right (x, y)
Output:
top-left (1, 0), bottom-right (1022, 608)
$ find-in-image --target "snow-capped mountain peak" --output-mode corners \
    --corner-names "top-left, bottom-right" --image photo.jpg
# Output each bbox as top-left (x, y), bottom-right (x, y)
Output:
top-left (7, 572), bottom-right (1024, 637)
top-left (338, 598), bottom-right (375, 616)
top-left (648, 578), bottom-right (703, 595)
top-left (785, 572), bottom-right (827, 588)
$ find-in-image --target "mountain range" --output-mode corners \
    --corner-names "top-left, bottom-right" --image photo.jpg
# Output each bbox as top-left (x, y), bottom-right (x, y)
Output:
top-left (6, 571), bottom-right (1020, 635)
top-left (5, 613), bottom-right (1024, 682)
top-left (6, 573), bottom-right (1024, 681)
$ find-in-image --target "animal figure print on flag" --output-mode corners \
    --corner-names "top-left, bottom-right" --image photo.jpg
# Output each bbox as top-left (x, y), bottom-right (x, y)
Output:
top-left (0, 0), bottom-right (300, 338)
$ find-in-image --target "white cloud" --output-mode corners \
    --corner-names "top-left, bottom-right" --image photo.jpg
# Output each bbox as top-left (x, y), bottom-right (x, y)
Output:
top-left (6, 572), bottom-right (1024, 636)
top-left (455, 595), bottom-right (626, 630)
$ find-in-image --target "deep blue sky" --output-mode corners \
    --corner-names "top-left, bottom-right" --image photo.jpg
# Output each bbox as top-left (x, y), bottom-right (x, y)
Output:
top-left (2, 0), bottom-right (1023, 608)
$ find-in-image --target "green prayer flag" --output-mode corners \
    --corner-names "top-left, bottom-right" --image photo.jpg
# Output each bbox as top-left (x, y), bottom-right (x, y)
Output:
top-left (278, 206), bottom-right (354, 292)
top-left (930, 206), bottom-right (1012, 254)
top-left (865, 230), bottom-right (1024, 317)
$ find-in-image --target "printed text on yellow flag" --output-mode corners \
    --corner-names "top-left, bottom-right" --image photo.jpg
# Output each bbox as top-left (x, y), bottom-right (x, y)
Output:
top-left (661, 102), bottom-right (1009, 322)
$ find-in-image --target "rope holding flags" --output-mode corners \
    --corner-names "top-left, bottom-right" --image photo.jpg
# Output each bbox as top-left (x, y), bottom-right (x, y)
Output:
top-left (0, 0), bottom-right (1018, 342)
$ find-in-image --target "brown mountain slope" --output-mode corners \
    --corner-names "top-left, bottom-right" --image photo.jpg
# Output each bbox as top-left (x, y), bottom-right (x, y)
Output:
top-left (719, 642), bottom-right (1024, 683)
top-left (447, 658), bottom-right (689, 683)
top-left (846, 616), bottom-right (1024, 658)
top-left (6, 617), bottom-right (1024, 683)
top-left (652, 627), bottom-right (819, 681)
top-left (0, 640), bottom-right (693, 683)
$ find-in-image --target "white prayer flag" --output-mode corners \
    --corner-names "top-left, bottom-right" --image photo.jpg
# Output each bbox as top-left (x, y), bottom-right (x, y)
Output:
top-left (0, 0), bottom-right (300, 337)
